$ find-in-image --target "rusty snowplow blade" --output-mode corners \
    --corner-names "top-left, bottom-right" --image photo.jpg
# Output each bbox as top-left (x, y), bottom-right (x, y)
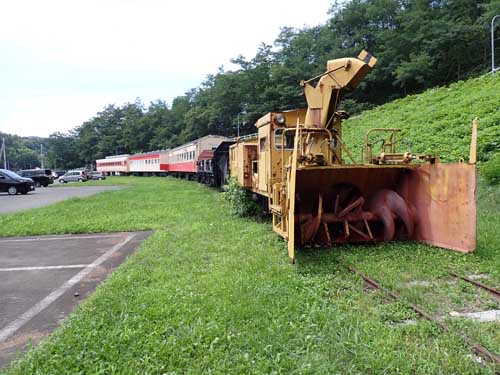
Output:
top-left (288, 163), bottom-right (476, 259)
top-left (229, 51), bottom-right (477, 262)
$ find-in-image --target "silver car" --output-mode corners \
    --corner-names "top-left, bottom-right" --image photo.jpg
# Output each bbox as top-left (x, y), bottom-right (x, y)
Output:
top-left (58, 170), bottom-right (88, 183)
top-left (89, 171), bottom-right (106, 180)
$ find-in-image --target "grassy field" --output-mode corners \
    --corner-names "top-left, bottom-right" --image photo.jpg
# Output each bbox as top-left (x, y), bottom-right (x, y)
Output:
top-left (0, 176), bottom-right (499, 374)
top-left (343, 73), bottom-right (500, 164)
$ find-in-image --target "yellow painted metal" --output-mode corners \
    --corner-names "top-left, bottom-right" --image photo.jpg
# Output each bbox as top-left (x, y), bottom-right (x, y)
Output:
top-left (231, 50), bottom-right (476, 262)
top-left (287, 123), bottom-right (301, 261)
top-left (469, 117), bottom-right (478, 164)
top-left (303, 50), bottom-right (377, 129)
top-left (229, 137), bottom-right (257, 188)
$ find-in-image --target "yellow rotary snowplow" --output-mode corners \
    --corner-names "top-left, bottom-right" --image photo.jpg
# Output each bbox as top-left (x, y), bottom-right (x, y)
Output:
top-left (230, 51), bottom-right (477, 262)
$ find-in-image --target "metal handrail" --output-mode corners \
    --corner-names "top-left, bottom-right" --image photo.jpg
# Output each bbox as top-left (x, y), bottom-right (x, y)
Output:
top-left (234, 133), bottom-right (258, 142)
top-left (363, 128), bottom-right (401, 164)
top-left (492, 15), bottom-right (500, 73)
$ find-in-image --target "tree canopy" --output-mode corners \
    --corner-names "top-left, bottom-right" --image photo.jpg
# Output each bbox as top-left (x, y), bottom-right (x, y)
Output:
top-left (4, 0), bottom-right (499, 169)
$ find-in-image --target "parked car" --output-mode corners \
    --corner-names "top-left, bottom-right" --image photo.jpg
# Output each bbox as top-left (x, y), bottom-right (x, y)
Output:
top-left (52, 170), bottom-right (66, 179)
top-left (89, 171), bottom-right (106, 180)
top-left (17, 169), bottom-right (54, 187)
top-left (0, 169), bottom-right (36, 195)
top-left (18, 169), bottom-right (54, 187)
top-left (58, 170), bottom-right (88, 183)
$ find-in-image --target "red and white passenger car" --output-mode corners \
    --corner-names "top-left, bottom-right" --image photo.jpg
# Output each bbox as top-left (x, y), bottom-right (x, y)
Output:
top-left (95, 135), bottom-right (230, 178)
top-left (166, 135), bottom-right (229, 177)
top-left (128, 150), bottom-right (169, 175)
top-left (96, 155), bottom-right (130, 175)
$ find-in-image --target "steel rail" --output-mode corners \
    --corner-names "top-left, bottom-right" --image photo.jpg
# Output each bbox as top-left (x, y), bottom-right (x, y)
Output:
top-left (450, 272), bottom-right (500, 299)
top-left (347, 266), bottom-right (500, 368)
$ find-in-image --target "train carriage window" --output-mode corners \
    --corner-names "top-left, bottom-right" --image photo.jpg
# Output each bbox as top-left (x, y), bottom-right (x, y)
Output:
top-left (259, 137), bottom-right (266, 152)
top-left (274, 128), bottom-right (295, 150)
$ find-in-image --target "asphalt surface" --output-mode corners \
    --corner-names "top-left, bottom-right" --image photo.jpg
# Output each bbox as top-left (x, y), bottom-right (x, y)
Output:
top-left (0, 231), bottom-right (151, 368)
top-left (0, 186), bottom-right (123, 214)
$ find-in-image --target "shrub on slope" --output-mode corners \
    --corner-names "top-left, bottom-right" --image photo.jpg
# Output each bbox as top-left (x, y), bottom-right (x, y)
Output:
top-left (343, 73), bottom-right (500, 164)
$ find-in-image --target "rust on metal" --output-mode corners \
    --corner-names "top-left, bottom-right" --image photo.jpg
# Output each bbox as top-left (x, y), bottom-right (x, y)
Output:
top-left (348, 266), bottom-right (500, 367)
top-left (229, 50), bottom-right (477, 262)
top-left (450, 272), bottom-right (500, 299)
top-left (400, 163), bottom-right (477, 253)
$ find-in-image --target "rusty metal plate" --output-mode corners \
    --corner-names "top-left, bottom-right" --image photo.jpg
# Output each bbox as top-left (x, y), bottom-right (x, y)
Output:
top-left (401, 163), bottom-right (476, 253)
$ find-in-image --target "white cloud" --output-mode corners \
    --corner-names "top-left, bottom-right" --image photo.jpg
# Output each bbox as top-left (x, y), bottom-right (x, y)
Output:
top-left (0, 94), bottom-right (132, 137)
top-left (0, 0), bottom-right (332, 136)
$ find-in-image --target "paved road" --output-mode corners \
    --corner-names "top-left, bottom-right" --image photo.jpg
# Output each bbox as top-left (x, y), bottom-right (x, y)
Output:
top-left (0, 231), bottom-right (151, 368)
top-left (0, 186), bottom-right (123, 214)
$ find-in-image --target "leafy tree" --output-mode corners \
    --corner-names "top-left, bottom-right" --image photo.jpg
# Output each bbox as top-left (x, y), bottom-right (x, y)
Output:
top-left (6, 0), bottom-right (498, 166)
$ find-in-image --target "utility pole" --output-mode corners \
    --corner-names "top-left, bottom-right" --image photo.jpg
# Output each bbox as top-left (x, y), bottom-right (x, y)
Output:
top-left (237, 113), bottom-right (240, 138)
top-left (236, 109), bottom-right (247, 138)
top-left (1, 138), bottom-right (6, 169)
top-left (40, 144), bottom-right (44, 168)
top-left (492, 15), bottom-right (500, 73)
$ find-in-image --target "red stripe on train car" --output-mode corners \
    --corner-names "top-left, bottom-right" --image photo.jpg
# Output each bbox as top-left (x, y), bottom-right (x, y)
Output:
top-left (165, 161), bottom-right (196, 173)
top-left (129, 154), bottom-right (160, 160)
top-left (198, 150), bottom-right (214, 161)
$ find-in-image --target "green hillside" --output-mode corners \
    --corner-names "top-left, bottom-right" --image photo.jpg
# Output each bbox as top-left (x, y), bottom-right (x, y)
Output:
top-left (343, 73), bottom-right (500, 164)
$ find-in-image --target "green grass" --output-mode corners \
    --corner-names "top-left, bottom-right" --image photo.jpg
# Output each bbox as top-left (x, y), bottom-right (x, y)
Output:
top-left (2, 73), bottom-right (500, 373)
top-left (343, 73), bottom-right (500, 164)
top-left (1, 176), bottom-right (499, 374)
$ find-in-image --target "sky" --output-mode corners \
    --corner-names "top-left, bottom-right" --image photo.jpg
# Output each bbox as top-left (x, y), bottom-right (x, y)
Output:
top-left (0, 0), bottom-right (332, 137)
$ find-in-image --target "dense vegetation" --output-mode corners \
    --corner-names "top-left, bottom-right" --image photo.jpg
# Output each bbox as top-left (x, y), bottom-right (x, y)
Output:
top-left (3, 0), bottom-right (499, 169)
top-left (1, 177), bottom-right (499, 374)
top-left (0, 132), bottom-right (50, 171)
top-left (342, 73), bottom-right (500, 164)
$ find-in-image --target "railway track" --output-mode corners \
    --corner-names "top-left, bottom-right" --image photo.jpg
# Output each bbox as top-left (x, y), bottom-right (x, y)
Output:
top-left (345, 265), bottom-right (500, 371)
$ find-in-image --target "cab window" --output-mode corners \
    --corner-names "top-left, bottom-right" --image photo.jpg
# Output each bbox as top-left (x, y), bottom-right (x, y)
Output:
top-left (274, 128), bottom-right (295, 150)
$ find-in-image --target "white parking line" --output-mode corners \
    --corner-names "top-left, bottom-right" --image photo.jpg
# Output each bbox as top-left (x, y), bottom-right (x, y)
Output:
top-left (0, 234), bottom-right (126, 243)
top-left (0, 265), bottom-right (88, 272)
top-left (0, 233), bottom-right (136, 343)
